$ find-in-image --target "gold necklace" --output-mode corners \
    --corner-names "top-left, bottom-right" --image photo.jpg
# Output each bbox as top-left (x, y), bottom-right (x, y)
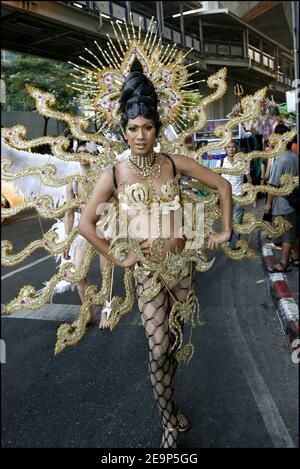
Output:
top-left (128, 152), bottom-right (161, 179)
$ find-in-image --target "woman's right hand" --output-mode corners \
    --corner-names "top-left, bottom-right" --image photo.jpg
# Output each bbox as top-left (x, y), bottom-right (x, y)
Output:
top-left (120, 239), bottom-right (151, 267)
top-left (120, 250), bottom-right (139, 268)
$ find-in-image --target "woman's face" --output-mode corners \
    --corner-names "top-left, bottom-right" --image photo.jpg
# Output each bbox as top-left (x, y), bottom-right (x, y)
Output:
top-left (125, 116), bottom-right (156, 156)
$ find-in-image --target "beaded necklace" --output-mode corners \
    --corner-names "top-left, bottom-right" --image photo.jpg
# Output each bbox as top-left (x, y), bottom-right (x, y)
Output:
top-left (128, 152), bottom-right (160, 179)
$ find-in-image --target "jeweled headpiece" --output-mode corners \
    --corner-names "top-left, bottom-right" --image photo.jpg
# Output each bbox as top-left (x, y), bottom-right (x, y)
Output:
top-left (69, 16), bottom-right (198, 134)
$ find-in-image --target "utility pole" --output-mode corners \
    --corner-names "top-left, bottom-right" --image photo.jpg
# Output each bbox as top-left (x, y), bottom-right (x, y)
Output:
top-left (156, 2), bottom-right (164, 38)
top-left (126, 1), bottom-right (131, 19)
top-left (180, 4), bottom-right (186, 47)
top-left (291, 1), bottom-right (299, 134)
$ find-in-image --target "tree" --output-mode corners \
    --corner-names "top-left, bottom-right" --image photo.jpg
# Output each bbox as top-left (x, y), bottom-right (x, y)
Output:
top-left (2, 52), bottom-right (81, 136)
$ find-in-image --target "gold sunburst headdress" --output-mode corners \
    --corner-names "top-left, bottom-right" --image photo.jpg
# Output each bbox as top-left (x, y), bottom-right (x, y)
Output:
top-left (68, 16), bottom-right (200, 135)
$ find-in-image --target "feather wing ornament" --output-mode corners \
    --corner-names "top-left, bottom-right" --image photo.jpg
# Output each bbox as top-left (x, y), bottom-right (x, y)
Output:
top-left (1, 138), bottom-right (82, 206)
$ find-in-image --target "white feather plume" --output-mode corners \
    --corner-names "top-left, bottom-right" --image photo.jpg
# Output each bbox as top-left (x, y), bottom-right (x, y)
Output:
top-left (1, 139), bottom-right (82, 206)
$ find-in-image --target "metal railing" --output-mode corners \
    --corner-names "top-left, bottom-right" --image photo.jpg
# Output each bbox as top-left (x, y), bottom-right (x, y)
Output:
top-left (248, 45), bottom-right (275, 70)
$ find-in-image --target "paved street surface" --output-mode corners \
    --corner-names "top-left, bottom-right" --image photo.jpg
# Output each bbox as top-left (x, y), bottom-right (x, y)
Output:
top-left (1, 210), bottom-right (299, 448)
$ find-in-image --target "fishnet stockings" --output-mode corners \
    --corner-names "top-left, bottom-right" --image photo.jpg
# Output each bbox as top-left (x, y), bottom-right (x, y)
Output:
top-left (137, 272), bottom-right (191, 448)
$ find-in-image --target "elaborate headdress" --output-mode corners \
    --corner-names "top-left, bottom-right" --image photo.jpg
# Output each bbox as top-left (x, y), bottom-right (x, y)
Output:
top-left (68, 16), bottom-right (198, 137)
top-left (2, 16), bottom-right (297, 358)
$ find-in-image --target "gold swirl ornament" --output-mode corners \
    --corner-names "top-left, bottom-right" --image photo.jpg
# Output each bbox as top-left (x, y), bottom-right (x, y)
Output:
top-left (3, 247), bottom-right (96, 314)
top-left (54, 262), bottom-right (136, 353)
top-left (1, 195), bottom-right (84, 220)
top-left (169, 290), bottom-right (200, 354)
top-left (108, 268), bottom-right (136, 331)
top-left (55, 261), bottom-right (115, 354)
top-left (233, 212), bottom-right (292, 237)
top-left (1, 228), bottom-right (77, 267)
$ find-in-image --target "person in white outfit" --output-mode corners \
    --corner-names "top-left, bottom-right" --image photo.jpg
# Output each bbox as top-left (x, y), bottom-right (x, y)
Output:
top-left (216, 141), bottom-right (252, 248)
top-left (64, 141), bottom-right (116, 329)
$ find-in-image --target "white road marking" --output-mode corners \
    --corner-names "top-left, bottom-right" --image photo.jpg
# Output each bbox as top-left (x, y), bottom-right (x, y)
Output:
top-left (2, 303), bottom-right (81, 321)
top-left (1, 303), bottom-right (142, 325)
top-left (226, 306), bottom-right (296, 448)
top-left (3, 214), bottom-right (39, 223)
top-left (1, 254), bottom-right (53, 280)
top-left (14, 214), bottom-right (39, 222)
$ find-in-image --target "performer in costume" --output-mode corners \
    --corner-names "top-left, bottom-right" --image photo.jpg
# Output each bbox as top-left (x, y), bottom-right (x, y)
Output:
top-left (78, 69), bottom-right (232, 448)
top-left (2, 16), bottom-right (298, 448)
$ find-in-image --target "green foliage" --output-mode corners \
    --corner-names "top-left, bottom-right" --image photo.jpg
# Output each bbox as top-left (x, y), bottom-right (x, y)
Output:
top-left (2, 52), bottom-right (80, 114)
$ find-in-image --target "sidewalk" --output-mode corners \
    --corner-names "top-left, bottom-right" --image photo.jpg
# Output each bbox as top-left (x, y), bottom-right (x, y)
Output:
top-left (259, 232), bottom-right (299, 345)
top-left (251, 198), bottom-right (299, 346)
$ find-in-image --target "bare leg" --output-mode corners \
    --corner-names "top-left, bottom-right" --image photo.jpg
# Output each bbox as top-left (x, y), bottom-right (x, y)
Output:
top-left (271, 242), bottom-right (292, 271)
top-left (291, 240), bottom-right (299, 263)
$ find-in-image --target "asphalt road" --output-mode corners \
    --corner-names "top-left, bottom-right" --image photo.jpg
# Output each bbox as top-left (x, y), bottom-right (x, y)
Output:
top-left (1, 211), bottom-right (299, 448)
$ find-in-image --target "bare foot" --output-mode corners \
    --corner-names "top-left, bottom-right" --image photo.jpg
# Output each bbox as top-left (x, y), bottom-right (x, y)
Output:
top-left (177, 411), bottom-right (190, 432)
top-left (99, 302), bottom-right (111, 330)
top-left (71, 310), bottom-right (95, 329)
top-left (267, 261), bottom-right (291, 273)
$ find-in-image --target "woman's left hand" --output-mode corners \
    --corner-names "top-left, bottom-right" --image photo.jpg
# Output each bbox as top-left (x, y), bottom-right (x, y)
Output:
top-left (140, 239), bottom-right (151, 254)
top-left (205, 230), bottom-right (231, 250)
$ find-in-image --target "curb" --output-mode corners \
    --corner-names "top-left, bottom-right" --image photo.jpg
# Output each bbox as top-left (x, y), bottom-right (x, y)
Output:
top-left (259, 232), bottom-right (299, 346)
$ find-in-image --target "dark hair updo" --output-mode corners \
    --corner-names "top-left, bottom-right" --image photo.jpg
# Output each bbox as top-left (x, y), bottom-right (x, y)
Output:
top-left (119, 65), bottom-right (161, 136)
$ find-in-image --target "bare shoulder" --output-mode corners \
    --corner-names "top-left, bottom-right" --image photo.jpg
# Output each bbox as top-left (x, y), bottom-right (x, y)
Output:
top-left (168, 153), bottom-right (196, 172)
top-left (94, 166), bottom-right (115, 194)
top-left (117, 159), bottom-right (129, 169)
